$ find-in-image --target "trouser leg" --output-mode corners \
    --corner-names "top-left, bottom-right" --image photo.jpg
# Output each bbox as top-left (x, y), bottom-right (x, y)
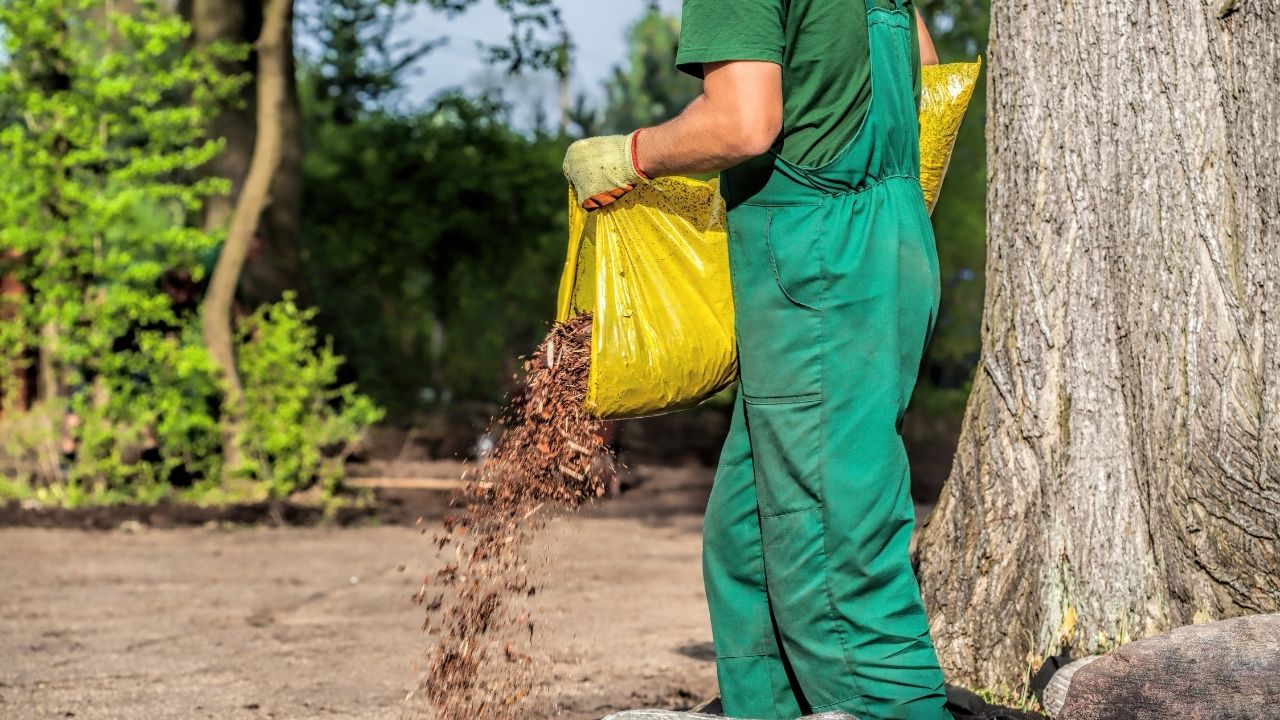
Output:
top-left (703, 392), bottom-right (806, 719)
top-left (735, 208), bottom-right (950, 719)
top-left (717, 184), bottom-right (950, 719)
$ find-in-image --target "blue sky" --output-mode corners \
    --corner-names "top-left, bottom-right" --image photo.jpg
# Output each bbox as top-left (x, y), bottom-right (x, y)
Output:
top-left (390, 0), bottom-right (684, 124)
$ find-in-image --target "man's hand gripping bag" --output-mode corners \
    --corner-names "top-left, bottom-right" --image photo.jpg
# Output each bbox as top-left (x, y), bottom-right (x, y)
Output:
top-left (556, 178), bottom-right (737, 419)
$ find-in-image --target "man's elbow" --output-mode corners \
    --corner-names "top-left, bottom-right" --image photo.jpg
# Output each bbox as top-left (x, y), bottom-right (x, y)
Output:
top-left (729, 113), bottom-right (782, 159)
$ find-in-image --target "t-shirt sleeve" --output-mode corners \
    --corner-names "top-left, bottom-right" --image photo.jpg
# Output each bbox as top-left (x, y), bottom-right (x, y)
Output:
top-left (676, 0), bottom-right (785, 78)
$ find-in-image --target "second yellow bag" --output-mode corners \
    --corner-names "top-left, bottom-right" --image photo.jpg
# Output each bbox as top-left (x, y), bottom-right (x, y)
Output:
top-left (919, 59), bottom-right (982, 212)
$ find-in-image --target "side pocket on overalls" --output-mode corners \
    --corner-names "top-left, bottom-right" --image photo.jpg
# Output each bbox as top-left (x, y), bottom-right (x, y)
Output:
top-left (729, 202), bottom-right (827, 517)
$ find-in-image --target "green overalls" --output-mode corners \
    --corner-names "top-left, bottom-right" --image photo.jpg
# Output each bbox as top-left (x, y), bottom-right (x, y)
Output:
top-left (703, 0), bottom-right (950, 718)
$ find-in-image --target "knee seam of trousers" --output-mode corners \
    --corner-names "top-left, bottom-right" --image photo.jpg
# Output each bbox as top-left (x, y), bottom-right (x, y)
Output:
top-left (714, 652), bottom-right (775, 660)
top-left (814, 515), bottom-right (871, 718)
top-left (759, 505), bottom-right (824, 520)
top-left (809, 694), bottom-right (868, 713)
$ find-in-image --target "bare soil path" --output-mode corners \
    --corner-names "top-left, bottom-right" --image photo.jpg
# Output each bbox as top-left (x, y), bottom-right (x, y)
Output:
top-left (0, 465), bottom-right (719, 720)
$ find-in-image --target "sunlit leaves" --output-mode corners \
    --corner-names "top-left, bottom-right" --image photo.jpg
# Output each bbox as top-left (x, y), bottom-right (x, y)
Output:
top-left (235, 295), bottom-right (385, 496)
top-left (0, 0), bottom-right (241, 492)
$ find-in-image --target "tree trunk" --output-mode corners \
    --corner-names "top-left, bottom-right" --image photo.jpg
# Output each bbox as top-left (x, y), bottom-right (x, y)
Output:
top-left (0, 250), bottom-right (31, 414)
top-left (915, 0), bottom-right (1280, 689)
top-left (187, 0), bottom-right (305, 306)
top-left (189, 0), bottom-right (259, 233)
top-left (240, 14), bottom-right (306, 309)
top-left (201, 0), bottom-right (293, 472)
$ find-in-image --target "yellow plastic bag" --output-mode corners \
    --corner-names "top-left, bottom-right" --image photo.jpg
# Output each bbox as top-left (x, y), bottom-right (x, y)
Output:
top-left (557, 59), bottom-right (980, 419)
top-left (919, 59), bottom-right (982, 213)
top-left (556, 177), bottom-right (736, 419)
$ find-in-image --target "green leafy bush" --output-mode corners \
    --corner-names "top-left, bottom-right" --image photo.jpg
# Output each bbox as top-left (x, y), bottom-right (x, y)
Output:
top-left (0, 0), bottom-right (241, 505)
top-left (235, 294), bottom-right (384, 499)
top-left (0, 2), bottom-right (382, 508)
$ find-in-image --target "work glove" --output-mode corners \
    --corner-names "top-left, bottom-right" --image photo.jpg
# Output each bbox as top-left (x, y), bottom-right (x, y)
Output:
top-left (562, 130), bottom-right (649, 210)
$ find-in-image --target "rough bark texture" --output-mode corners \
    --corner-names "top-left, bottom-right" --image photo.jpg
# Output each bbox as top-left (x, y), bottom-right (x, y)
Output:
top-left (915, 0), bottom-right (1280, 687)
top-left (1059, 614), bottom-right (1280, 720)
top-left (201, 0), bottom-right (292, 469)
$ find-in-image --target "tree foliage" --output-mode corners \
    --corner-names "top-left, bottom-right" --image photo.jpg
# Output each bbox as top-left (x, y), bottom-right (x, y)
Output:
top-left (301, 87), bottom-right (569, 409)
top-left (295, 1), bottom-right (717, 412)
top-left (236, 294), bottom-right (383, 497)
top-left (304, 0), bottom-right (443, 125)
top-left (0, 0), bottom-right (379, 505)
top-left (418, 0), bottom-right (569, 75)
top-left (0, 0), bottom-right (239, 489)
top-left (297, 0), bottom-right (574, 411)
top-left (597, 5), bottom-right (700, 134)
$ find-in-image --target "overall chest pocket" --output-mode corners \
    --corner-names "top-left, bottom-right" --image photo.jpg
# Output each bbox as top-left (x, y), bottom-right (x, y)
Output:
top-left (727, 202), bottom-right (827, 401)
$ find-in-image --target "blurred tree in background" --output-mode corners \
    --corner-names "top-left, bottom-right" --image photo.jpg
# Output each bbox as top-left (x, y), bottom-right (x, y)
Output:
top-left (0, 0), bottom-right (240, 495)
top-left (0, 0), bottom-right (379, 506)
top-left (420, 0), bottom-right (569, 75)
top-left (598, 3), bottom-right (699, 133)
top-left (915, 0), bottom-right (988, 412)
top-left (299, 0), bottom-right (569, 412)
top-left (180, 0), bottom-right (308, 308)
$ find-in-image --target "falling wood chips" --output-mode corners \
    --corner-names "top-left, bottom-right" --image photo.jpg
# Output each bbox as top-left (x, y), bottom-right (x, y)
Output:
top-left (409, 315), bottom-right (609, 720)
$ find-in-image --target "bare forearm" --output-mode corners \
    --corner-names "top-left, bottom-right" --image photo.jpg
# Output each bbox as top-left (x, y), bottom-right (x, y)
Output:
top-left (916, 10), bottom-right (939, 65)
top-left (633, 61), bottom-right (783, 178)
top-left (634, 96), bottom-right (766, 177)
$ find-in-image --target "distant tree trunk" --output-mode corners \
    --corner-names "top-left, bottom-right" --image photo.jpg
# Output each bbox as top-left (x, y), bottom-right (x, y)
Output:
top-left (186, 0), bottom-right (305, 306)
top-left (188, 0), bottom-right (258, 230)
top-left (915, 0), bottom-right (1280, 689)
top-left (0, 250), bottom-right (31, 414)
top-left (239, 1), bottom-right (305, 307)
top-left (202, 0), bottom-right (293, 472)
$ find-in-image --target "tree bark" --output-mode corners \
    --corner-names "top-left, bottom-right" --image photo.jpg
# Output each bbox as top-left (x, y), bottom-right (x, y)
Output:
top-left (915, 0), bottom-right (1280, 688)
top-left (237, 0), bottom-right (305, 308)
top-left (188, 0), bottom-right (259, 233)
top-left (187, 0), bottom-right (305, 306)
top-left (201, 0), bottom-right (293, 471)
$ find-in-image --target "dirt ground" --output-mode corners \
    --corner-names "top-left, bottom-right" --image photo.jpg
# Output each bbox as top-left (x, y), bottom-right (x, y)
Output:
top-left (0, 463), bottom-right (942, 720)
top-left (0, 464), bottom-right (722, 719)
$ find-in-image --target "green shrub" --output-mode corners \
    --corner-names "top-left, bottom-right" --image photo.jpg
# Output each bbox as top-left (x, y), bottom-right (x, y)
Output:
top-left (234, 294), bottom-right (384, 499)
top-left (0, 2), bottom-right (381, 507)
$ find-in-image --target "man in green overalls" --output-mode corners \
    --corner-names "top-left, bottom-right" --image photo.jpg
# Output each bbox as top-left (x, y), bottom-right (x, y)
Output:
top-left (563, 2), bottom-right (949, 718)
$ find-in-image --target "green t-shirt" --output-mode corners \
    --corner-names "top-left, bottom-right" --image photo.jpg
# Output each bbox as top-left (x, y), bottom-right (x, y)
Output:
top-left (676, 0), bottom-right (917, 167)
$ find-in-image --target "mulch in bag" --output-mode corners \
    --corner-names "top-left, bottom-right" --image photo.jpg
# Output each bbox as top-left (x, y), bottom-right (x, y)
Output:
top-left (919, 58), bottom-right (983, 212)
top-left (557, 59), bottom-right (981, 419)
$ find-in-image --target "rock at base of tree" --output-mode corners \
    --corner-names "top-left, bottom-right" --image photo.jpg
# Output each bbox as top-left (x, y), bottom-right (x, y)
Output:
top-left (1040, 656), bottom-right (1099, 718)
top-left (1059, 614), bottom-right (1280, 720)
